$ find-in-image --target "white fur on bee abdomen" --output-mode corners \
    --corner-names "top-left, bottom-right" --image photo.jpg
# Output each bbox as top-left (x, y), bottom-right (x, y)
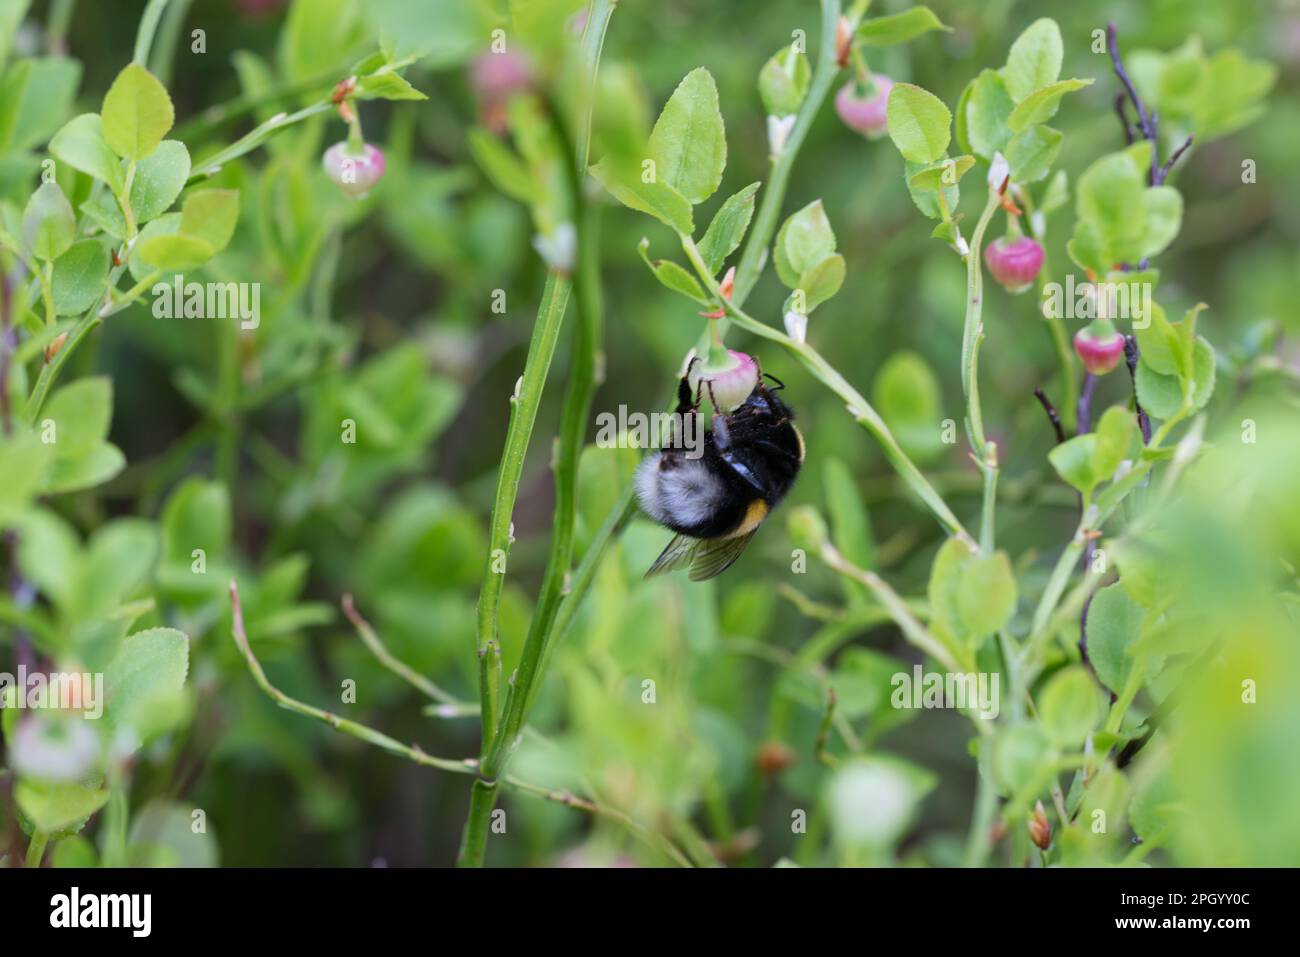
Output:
top-left (635, 452), bottom-right (726, 529)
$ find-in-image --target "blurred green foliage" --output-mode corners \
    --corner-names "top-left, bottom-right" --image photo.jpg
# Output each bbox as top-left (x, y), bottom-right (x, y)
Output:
top-left (0, 0), bottom-right (1297, 868)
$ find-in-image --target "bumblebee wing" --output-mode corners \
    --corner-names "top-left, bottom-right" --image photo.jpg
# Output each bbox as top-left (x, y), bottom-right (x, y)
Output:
top-left (688, 529), bottom-right (758, 581)
top-left (645, 533), bottom-right (700, 578)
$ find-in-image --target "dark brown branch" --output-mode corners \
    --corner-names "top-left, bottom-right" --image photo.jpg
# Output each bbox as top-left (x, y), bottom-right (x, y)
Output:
top-left (1033, 388), bottom-right (1066, 444)
top-left (1113, 94), bottom-right (1135, 145)
top-left (1159, 135), bottom-right (1195, 180)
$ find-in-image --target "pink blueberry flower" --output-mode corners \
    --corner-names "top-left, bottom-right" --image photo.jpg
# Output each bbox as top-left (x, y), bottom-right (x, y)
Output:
top-left (984, 236), bottom-right (1044, 294)
top-left (1074, 320), bottom-right (1127, 375)
top-left (835, 75), bottom-right (893, 137)
top-left (322, 142), bottom-right (386, 198)
top-left (690, 350), bottom-right (760, 413)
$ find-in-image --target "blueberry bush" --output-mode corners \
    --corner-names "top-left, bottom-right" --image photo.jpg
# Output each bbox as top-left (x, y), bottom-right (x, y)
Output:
top-left (1, 0), bottom-right (1297, 868)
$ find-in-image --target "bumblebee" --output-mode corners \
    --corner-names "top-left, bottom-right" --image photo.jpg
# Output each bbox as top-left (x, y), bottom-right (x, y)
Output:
top-left (636, 360), bottom-right (804, 581)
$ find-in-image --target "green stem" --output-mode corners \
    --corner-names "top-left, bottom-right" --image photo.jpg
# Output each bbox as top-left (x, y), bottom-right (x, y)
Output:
top-left (456, 777), bottom-right (500, 868)
top-left (818, 543), bottom-right (965, 675)
top-left (40, 261), bottom-right (54, 327)
top-left (472, 271), bottom-right (571, 708)
top-left (23, 305), bottom-right (105, 422)
top-left (45, 0), bottom-right (75, 55)
top-left (962, 747), bottom-right (997, 867)
top-left (133, 0), bottom-right (170, 67)
top-left (148, 0), bottom-right (193, 86)
top-left (25, 830), bottom-right (48, 868)
top-left (486, 5), bottom-right (611, 769)
top-left (342, 594), bottom-right (460, 705)
top-left (732, 0), bottom-right (842, 307)
top-left (229, 579), bottom-right (475, 775)
top-left (188, 102), bottom-right (333, 183)
top-left (459, 0), bottom-right (616, 867)
top-left (962, 188), bottom-right (1002, 457)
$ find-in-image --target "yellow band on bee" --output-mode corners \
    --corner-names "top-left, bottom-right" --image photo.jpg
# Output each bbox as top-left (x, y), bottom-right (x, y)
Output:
top-left (731, 499), bottom-right (769, 537)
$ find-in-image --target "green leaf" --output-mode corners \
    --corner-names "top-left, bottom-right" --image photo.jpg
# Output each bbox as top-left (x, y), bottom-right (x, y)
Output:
top-left (648, 67), bottom-right (726, 205)
top-left (75, 518), bottom-right (159, 621)
top-left (873, 350), bottom-right (943, 463)
top-left (1129, 770), bottom-right (1180, 842)
top-left (904, 159), bottom-right (959, 221)
top-left (857, 6), bottom-right (950, 47)
top-left (1040, 169), bottom-right (1069, 215)
top-left (100, 63), bottom-right (174, 160)
top-left (907, 154), bottom-right (975, 191)
top-left (23, 181), bottom-right (75, 261)
top-left (137, 232), bottom-right (215, 271)
top-left (1039, 666), bottom-right (1104, 747)
top-left (1048, 433), bottom-right (1098, 494)
top-left (44, 443), bottom-right (126, 495)
top-left (15, 781), bottom-right (109, 838)
top-left (79, 190), bottom-right (127, 239)
top-left (962, 70), bottom-right (1013, 160)
top-left (104, 627), bottom-right (190, 741)
top-left (1140, 185), bottom-right (1182, 258)
top-left (0, 432), bottom-right (52, 524)
top-left (279, 0), bottom-right (365, 81)
top-left (178, 189), bottom-right (240, 252)
top-left (42, 376), bottom-right (111, 459)
top-left (697, 182), bottom-right (759, 275)
top-left (758, 45), bottom-right (810, 116)
top-left (795, 253), bottom-right (845, 312)
top-left (637, 239), bottom-right (707, 303)
top-left (925, 536), bottom-right (1012, 656)
top-left (823, 457), bottom-right (875, 587)
top-left (1002, 18), bottom-right (1062, 102)
top-left (128, 139), bottom-right (190, 223)
top-left (774, 199), bottom-right (836, 288)
top-left (1087, 583), bottom-right (1145, 693)
top-left (356, 66), bottom-right (427, 101)
top-left (1005, 125), bottom-right (1062, 183)
top-left (468, 128), bottom-right (541, 206)
top-left (52, 239), bottom-right (111, 316)
top-left (992, 723), bottom-right (1052, 795)
top-left (590, 156), bottom-right (693, 235)
top-left (1194, 48), bottom-right (1276, 140)
top-left (1006, 78), bottom-right (1093, 132)
top-left (955, 551), bottom-right (1018, 640)
top-left (886, 83), bottom-right (951, 164)
top-left (2, 56), bottom-right (81, 152)
top-left (1075, 150), bottom-right (1147, 267)
top-left (128, 800), bottom-right (219, 867)
top-left (1135, 336), bottom-right (1215, 419)
top-left (1091, 405), bottom-right (1137, 482)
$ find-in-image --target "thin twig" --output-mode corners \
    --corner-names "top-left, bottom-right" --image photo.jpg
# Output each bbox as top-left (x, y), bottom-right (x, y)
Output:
top-left (815, 689), bottom-right (839, 768)
top-left (1160, 135), bottom-right (1195, 180)
top-left (230, 580), bottom-right (476, 775)
top-left (1113, 94), bottom-right (1134, 145)
top-left (1123, 336), bottom-right (1152, 443)
top-left (1033, 387), bottom-right (1066, 444)
top-left (341, 594), bottom-right (460, 706)
top-left (1106, 23), bottom-right (1159, 184)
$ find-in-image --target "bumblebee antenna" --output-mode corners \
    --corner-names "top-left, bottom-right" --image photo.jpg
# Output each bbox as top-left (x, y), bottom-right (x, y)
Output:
top-left (763, 372), bottom-right (786, 391)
